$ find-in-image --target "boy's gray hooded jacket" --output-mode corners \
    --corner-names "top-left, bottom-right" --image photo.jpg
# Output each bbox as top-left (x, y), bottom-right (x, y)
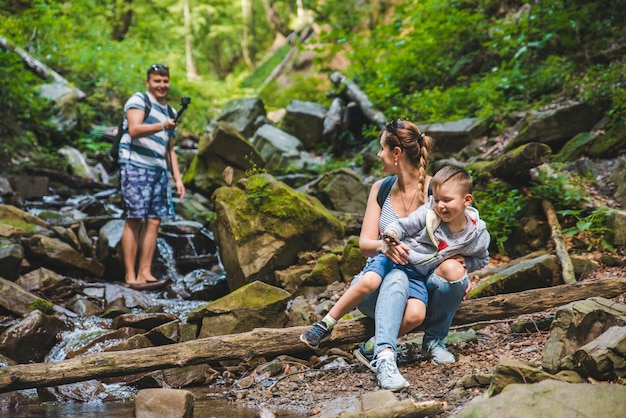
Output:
top-left (384, 196), bottom-right (490, 275)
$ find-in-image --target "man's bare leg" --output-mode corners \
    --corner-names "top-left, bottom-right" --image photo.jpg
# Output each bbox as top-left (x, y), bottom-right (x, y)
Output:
top-left (136, 217), bottom-right (161, 283)
top-left (122, 218), bottom-right (141, 284)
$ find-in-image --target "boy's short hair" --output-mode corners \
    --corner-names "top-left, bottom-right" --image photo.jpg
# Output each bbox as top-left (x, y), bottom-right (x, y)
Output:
top-left (431, 165), bottom-right (473, 194)
top-left (147, 63), bottom-right (169, 79)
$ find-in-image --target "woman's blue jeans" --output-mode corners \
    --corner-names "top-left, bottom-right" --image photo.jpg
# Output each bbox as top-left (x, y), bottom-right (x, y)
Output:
top-left (356, 267), bottom-right (468, 357)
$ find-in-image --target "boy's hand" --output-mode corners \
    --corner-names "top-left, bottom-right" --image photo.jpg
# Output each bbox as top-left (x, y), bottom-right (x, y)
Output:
top-left (382, 231), bottom-right (401, 246)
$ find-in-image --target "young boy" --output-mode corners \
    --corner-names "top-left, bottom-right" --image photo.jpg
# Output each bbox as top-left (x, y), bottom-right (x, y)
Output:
top-left (299, 166), bottom-right (490, 352)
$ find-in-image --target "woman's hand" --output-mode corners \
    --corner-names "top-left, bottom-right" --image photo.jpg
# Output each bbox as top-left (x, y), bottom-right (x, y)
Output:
top-left (383, 240), bottom-right (410, 265)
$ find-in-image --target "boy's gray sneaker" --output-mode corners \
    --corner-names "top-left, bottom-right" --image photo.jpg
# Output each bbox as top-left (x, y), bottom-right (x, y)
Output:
top-left (353, 342), bottom-right (375, 372)
top-left (371, 356), bottom-right (410, 391)
top-left (299, 321), bottom-right (332, 348)
top-left (422, 338), bottom-right (455, 364)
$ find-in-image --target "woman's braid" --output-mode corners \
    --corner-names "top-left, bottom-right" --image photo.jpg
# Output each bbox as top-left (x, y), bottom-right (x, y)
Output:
top-left (395, 120), bottom-right (433, 205)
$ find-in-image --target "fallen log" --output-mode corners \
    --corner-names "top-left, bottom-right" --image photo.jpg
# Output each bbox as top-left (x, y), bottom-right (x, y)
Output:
top-left (453, 277), bottom-right (626, 325)
top-left (470, 142), bottom-right (552, 184)
top-left (330, 71), bottom-right (387, 130)
top-left (542, 198), bottom-right (576, 284)
top-left (0, 35), bottom-right (86, 99)
top-left (24, 166), bottom-right (112, 190)
top-left (0, 278), bottom-right (624, 393)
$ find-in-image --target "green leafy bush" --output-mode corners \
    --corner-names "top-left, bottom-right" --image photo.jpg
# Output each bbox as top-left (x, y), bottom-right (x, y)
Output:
top-left (472, 179), bottom-right (524, 255)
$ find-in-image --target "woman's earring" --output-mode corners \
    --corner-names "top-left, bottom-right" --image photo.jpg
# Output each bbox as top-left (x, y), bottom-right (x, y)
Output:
top-left (394, 160), bottom-right (398, 166)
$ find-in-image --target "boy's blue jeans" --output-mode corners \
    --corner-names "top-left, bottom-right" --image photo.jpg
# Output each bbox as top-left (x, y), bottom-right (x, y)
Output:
top-left (355, 266), bottom-right (468, 358)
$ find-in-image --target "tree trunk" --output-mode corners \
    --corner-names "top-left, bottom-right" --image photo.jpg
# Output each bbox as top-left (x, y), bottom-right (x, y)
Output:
top-left (0, 278), bottom-right (623, 393)
top-left (241, 0), bottom-right (253, 67)
top-left (111, 0), bottom-right (134, 42)
top-left (183, 0), bottom-right (199, 81)
top-left (542, 199), bottom-right (576, 284)
top-left (262, 0), bottom-right (290, 37)
top-left (0, 36), bottom-right (85, 99)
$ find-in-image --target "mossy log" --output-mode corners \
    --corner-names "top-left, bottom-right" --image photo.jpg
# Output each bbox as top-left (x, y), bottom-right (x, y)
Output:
top-left (471, 142), bottom-right (552, 184)
top-left (0, 278), bottom-right (624, 393)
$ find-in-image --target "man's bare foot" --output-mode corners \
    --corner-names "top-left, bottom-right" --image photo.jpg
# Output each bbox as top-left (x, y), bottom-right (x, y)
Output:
top-left (136, 274), bottom-right (159, 284)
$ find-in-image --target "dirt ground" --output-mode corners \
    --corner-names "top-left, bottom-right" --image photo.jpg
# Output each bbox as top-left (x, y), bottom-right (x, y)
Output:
top-left (217, 263), bottom-right (625, 417)
top-left (215, 158), bottom-right (626, 417)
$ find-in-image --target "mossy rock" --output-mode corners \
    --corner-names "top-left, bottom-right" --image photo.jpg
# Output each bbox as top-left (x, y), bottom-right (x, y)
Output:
top-left (212, 173), bottom-right (344, 290)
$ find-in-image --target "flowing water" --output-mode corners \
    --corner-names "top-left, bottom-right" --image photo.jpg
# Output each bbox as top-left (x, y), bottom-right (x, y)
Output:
top-left (10, 194), bottom-right (306, 416)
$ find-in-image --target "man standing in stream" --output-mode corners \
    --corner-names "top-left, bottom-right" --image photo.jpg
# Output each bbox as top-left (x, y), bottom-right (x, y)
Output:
top-left (116, 63), bottom-right (186, 289)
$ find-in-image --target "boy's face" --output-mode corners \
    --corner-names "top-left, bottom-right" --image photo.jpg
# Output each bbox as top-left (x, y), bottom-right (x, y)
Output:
top-left (146, 73), bottom-right (170, 102)
top-left (432, 181), bottom-right (472, 224)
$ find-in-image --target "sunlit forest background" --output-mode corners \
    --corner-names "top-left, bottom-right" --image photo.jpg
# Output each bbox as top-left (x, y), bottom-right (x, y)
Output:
top-left (1, 0), bottom-right (625, 172)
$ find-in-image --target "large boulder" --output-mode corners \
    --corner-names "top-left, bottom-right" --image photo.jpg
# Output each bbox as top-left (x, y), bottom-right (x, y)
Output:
top-left (187, 280), bottom-right (292, 337)
top-left (280, 100), bottom-right (328, 149)
top-left (298, 168), bottom-right (369, 214)
top-left (457, 379), bottom-right (626, 418)
top-left (504, 102), bottom-right (606, 154)
top-left (216, 97), bottom-right (267, 139)
top-left (421, 117), bottom-right (490, 157)
top-left (212, 173), bottom-right (344, 291)
top-left (251, 124), bottom-right (304, 171)
top-left (541, 297), bottom-right (626, 373)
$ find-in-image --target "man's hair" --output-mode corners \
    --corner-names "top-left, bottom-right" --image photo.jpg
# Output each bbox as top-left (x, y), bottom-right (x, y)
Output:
top-left (147, 63), bottom-right (169, 80)
top-left (431, 165), bottom-right (473, 194)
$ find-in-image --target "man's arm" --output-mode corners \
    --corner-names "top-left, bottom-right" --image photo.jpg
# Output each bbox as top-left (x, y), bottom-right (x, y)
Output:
top-left (168, 140), bottom-right (185, 200)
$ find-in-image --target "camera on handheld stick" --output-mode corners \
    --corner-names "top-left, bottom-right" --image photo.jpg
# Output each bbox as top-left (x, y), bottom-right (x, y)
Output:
top-left (174, 96), bottom-right (191, 123)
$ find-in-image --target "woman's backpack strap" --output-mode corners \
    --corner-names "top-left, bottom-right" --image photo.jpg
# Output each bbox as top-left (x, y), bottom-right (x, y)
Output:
top-left (377, 175), bottom-right (397, 208)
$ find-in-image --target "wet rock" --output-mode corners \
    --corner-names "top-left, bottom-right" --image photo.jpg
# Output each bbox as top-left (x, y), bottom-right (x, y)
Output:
top-left (111, 313), bottom-right (180, 332)
top-left (0, 310), bottom-right (69, 363)
top-left (25, 234), bottom-right (105, 277)
top-left (37, 379), bottom-right (112, 403)
top-left (135, 388), bottom-right (194, 418)
top-left (0, 237), bottom-right (23, 281)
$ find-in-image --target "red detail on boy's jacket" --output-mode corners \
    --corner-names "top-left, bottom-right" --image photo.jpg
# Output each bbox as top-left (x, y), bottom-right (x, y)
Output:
top-left (470, 217), bottom-right (477, 225)
top-left (438, 241), bottom-right (449, 251)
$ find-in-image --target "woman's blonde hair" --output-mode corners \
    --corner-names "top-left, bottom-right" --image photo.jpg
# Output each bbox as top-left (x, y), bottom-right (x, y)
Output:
top-left (383, 119), bottom-right (434, 206)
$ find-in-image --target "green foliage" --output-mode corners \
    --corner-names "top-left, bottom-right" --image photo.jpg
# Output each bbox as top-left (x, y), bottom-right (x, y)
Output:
top-left (528, 166), bottom-right (614, 252)
top-left (472, 179), bottom-right (524, 255)
top-left (244, 154), bottom-right (267, 177)
top-left (0, 49), bottom-right (55, 169)
top-left (240, 44), bottom-right (291, 89)
top-left (259, 70), bottom-right (331, 110)
top-left (558, 207), bottom-right (615, 253)
top-left (325, 0), bottom-right (626, 122)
